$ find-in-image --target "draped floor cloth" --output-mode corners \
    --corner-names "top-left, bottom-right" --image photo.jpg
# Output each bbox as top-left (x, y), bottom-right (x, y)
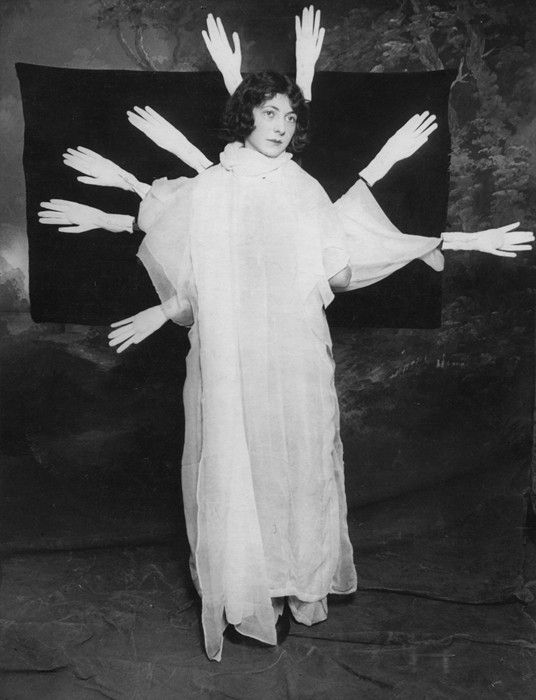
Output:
top-left (137, 143), bottom-right (442, 660)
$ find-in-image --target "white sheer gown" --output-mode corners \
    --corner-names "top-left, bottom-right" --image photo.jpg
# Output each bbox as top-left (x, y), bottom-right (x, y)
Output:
top-left (137, 142), bottom-right (443, 661)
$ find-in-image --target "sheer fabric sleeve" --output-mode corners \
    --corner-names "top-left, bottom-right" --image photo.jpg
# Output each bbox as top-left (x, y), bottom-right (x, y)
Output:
top-left (306, 183), bottom-right (351, 283)
top-left (136, 176), bottom-right (194, 325)
top-left (334, 178), bottom-right (444, 291)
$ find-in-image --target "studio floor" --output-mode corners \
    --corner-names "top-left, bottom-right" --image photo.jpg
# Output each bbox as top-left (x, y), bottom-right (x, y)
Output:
top-left (1, 534), bottom-right (535, 699)
top-left (2, 315), bottom-right (535, 697)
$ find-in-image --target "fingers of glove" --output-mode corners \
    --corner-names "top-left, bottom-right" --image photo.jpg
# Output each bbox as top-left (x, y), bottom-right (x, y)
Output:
top-left (77, 146), bottom-right (102, 158)
top-left (109, 327), bottom-right (136, 345)
top-left (216, 16), bottom-right (229, 44)
top-left (144, 106), bottom-right (173, 128)
top-left (64, 149), bottom-right (90, 162)
top-left (110, 316), bottom-right (136, 329)
top-left (303, 6), bottom-right (313, 33)
top-left (63, 156), bottom-right (88, 171)
top-left (38, 212), bottom-right (61, 221)
top-left (399, 112), bottom-right (428, 134)
top-left (500, 244), bottom-right (532, 252)
top-left (77, 176), bottom-right (101, 186)
top-left (206, 13), bottom-right (218, 41)
top-left (295, 14), bottom-right (301, 36)
top-left (131, 106), bottom-right (155, 124)
top-left (44, 200), bottom-right (95, 217)
top-left (414, 113), bottom-right (436, 134)
top-left (39, 200), bottom-right (72, 211)
top-left (116, 336), bottom-right (138, 354)
top-left (133, 106), bottom-right (160, 127)
top-left (316, 26), bottom-right (325, 51)
top-left (313, 8), bottom-right (321, 37)
top-left (201, 30), bottom-right (217, 63)
top-left (232, 31), bottom-right (241, 58)
top-left (63, 152), bottom-right (93, 165)
top-left (39, 218), bottom-right (67, 226)
top-left (38, 206), bottom-right (66, 216)
top-left (109, 332), bottom-right (135, 347)
top-left (39, 214), bottom-right (68, 224)
top-left (504, 231), bottom-right (534, 244)
top-left (420, 121), bottom-right (438, 139)
top-left (39, 201), bottom-right (59, 212)
top-left (498, 221), bottom-right (520, 233)
top-left (201, 29), bottom-right (213, 54)
top-left (127, 112), bottom-right (151, 135)
top-left (299, 6), bottom-right (308, 34)
top-left (64, 148), bottom-right (94, 164)
top-left (58, 225), bottom-right (89, 233)
top-left (488, 249), bottom-right (517, 257)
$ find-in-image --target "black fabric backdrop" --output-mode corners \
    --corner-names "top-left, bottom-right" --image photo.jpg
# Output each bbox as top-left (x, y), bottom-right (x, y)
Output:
top-left (16, 63), bottom-right (454, 328)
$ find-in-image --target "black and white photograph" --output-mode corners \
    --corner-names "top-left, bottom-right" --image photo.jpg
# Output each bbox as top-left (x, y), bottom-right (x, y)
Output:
top-left (1, 0), bottom-right (535, 696)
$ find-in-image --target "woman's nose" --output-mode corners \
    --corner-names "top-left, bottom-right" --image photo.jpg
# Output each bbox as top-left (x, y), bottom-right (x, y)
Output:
top-left (274, 119), bottom-right (286, 135)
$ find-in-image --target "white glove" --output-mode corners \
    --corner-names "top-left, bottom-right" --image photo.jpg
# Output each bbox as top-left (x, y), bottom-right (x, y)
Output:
top-left (441, 222), bottom-right (534, 257)
top-left (359, 112), bottom-right (438, 186)
top-left (62, 147), bottom-right (147, 197)
top-left (201, 13), bottom-right (242, 95)
top-left (38, 199), bottom-right (134, 233)
top-left (127, 106), bottom-right (213, 173)
top-left (295, 5), bottom-right (325, 101)
top-left (108, 305), bottom-right (167, 353)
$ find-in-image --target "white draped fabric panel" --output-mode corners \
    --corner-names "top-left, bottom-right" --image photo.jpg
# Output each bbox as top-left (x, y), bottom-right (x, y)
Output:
top-left (137, 143), bottom-right (442, 660)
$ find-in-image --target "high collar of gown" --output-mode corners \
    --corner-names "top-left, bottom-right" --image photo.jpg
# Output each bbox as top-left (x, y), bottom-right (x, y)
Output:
top-left (219, 141), bottom-right (293, 177)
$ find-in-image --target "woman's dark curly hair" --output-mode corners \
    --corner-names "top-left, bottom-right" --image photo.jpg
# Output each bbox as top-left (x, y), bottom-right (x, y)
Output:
top-left (220, 71), bottom-right (309, 153)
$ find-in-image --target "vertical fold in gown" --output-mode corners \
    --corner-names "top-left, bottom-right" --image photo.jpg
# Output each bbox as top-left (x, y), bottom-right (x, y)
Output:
top-left (137, 143), bottom-right (442, 661)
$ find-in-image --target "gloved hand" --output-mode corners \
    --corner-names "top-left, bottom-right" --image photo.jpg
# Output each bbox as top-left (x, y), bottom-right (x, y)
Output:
top-left (295, 5), bottom-right (325, 101)
top-left (202, 13), bottom-right (242, 95)
top-left (359, 112), bottom-right (438, 186)
top-left (38, 199), bottom-right (133, 233)
top-left (127, 106), bottom-right (213, 173)
top-left (62, 147), bottom-right (145, 195)
top-left (108, 305), bottom-right (168, 353)
top-left (442, 222), bottom-right (534, 257)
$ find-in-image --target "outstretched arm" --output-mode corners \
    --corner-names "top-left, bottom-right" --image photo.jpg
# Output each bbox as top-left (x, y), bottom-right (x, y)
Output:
top-left (127, 106), bottom-right (213, 172)
top-left (359, 112), bottom-right (438, 186)
top-left (108, 297), bottom-right (193, 353)
top-left (295, 5), bottom-right (325, 101)
top-left (441, 222), bottom-right (534, 257)
top-left (63, 147), bottom-right (150, 199)
top-left (38, 199), bottom-right (135, 233)
top-left (202, 13), bottom-right (242, 95)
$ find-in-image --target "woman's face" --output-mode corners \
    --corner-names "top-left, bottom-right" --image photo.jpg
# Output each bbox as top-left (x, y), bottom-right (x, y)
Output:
top-left (244, 93), bottom-right (297, 158)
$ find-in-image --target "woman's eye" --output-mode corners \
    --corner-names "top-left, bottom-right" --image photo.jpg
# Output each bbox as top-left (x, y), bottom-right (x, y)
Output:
top-left (287, 114), bottom-right (297, 123)
top-left (263, 110), bottom-right (274, 118)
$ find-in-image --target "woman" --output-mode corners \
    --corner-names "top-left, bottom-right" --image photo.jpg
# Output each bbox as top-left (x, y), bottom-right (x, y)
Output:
top-left (38, 14), bottom-right (533, 662)
top-left (117, 72), bottom-right (362, 661)
top-left (107, 70), bottom-right (526, 662)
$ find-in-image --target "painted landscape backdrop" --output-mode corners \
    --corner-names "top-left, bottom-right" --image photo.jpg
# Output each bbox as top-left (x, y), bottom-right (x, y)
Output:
top-left (1, 0), bottom-right (534, 601)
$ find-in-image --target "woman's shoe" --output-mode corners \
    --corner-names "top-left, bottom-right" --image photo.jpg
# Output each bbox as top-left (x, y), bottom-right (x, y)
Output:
top-left (276, 604), bottom-right (291, 644)
top-left (224, 601), bottom-right (291, 647)
top-left (223, 624), bottom-right (270, 647)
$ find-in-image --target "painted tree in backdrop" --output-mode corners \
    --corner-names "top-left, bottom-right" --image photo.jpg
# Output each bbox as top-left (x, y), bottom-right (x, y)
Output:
top-left (94, 0), bottom-right (211, 70)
